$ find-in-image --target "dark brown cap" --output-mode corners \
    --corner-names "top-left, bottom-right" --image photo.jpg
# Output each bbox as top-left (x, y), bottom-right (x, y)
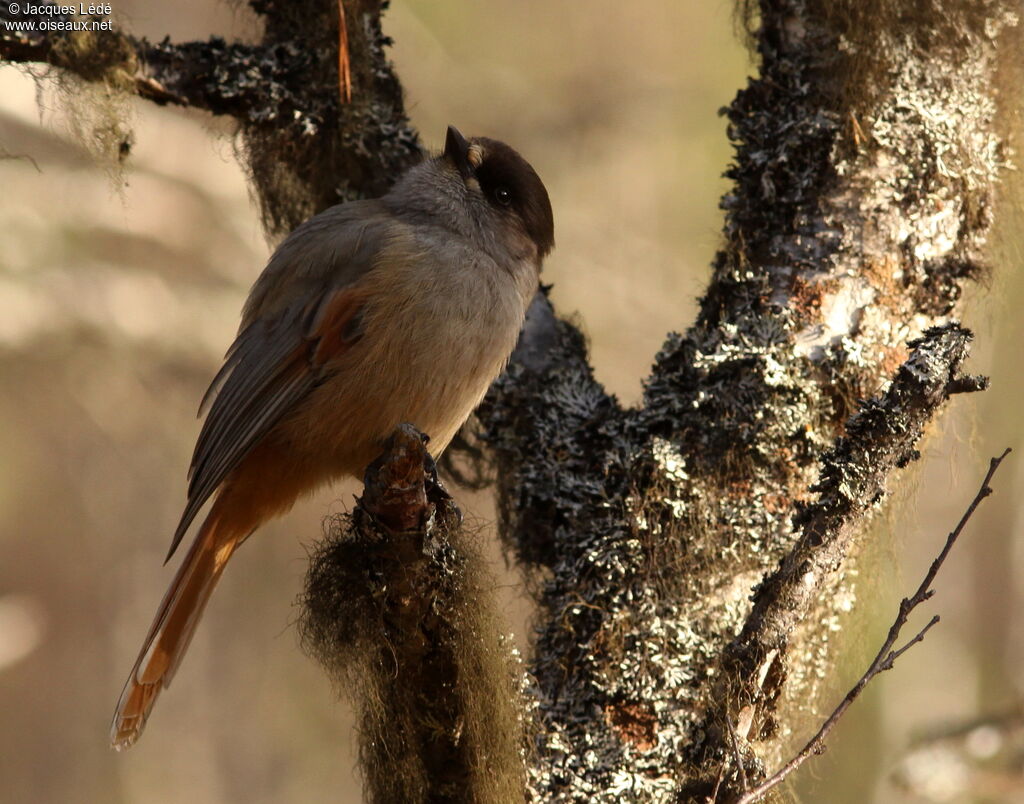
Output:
top-left (445, 126), bottom-right (555, 259)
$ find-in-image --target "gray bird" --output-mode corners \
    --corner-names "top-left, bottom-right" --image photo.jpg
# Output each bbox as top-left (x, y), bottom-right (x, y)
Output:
top-left (110, 126), bottom-right (554, 749)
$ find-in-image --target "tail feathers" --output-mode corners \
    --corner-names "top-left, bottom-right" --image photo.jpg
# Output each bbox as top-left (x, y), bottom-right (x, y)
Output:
top-left (110, 512), bottom-right (240, 750)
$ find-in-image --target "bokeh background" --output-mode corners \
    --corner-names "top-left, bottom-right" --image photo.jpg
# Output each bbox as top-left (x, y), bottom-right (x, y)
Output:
top-left (1, 2), bottom-right (1022, 802)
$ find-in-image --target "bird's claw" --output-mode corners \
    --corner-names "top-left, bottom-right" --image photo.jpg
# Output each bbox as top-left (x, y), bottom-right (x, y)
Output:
top-left (423, 450), bottom-right (463, 525)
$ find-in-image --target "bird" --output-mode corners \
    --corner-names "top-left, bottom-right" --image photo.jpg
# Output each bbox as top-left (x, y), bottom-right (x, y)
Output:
top-left (110, 125), bottom-right (554, 750)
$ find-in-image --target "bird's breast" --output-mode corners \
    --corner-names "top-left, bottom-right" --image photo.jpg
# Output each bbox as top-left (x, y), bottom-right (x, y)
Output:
top-left (282, 232), bottom-right (536, 476)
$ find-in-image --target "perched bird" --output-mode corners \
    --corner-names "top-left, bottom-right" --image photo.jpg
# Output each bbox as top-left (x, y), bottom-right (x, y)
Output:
top-left (110, 126), bottom-right (554, 749)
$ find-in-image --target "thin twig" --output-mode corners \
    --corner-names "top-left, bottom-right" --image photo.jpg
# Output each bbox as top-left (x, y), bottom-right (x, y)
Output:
top-left (732, 448), bottom-right (1011, 804)
top-left (708, 764), bottom-right (727, 804)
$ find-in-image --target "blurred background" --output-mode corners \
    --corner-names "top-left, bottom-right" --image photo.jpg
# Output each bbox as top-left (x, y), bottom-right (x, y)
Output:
top-left (1, 1), bottom-right (1022, 802)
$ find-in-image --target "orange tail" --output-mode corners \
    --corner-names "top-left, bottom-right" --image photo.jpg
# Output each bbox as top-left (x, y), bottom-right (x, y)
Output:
top-left (110, 510), bottom-right (241, 750)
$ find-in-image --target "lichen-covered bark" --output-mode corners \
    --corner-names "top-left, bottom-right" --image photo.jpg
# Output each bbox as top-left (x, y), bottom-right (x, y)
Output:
top-left (240, 0), bottom-right (421, 234)
top-left (0, 0), bottom-right (421, 234)
top-left (477, 1), bottom-right (1016, 800)
top-left (688, 325), bottom-right (988, 798)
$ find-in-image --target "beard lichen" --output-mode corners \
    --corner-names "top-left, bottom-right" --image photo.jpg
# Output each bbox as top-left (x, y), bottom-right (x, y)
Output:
top-left (40, 23), bottom-right (137, 189)
top-left (299, 502), bottom-right (528, 804)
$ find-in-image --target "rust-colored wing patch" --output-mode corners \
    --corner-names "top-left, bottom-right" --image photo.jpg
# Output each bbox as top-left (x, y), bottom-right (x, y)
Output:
top-left (167, 286), bottom-right (368, 562)
top-left (309, 286), bottom-right (367, 366)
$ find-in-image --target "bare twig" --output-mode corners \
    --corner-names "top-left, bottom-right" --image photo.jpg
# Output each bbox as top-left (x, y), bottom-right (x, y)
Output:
top-left (732, 448), bottom-right (1012, 804)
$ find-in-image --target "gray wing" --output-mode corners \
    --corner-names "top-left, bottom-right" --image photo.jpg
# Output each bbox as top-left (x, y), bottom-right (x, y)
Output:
top-left (165, 202), bottom-right (392, 561)
top-left (240, 200), bottom-right (390, 327)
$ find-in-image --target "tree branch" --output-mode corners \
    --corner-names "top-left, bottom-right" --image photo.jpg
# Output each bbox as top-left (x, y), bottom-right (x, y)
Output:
top-left (1, 7), bottom-right (301, 112)
top-left (299, 424), bottom-right (526, 804)
top-left (686, 324), bottom-right (990, 797)
top-left (731, 448), bottom-right (1011, 804)
top-left (726, 324), bottom-right (987, 678)
top-left (0, 0), bottom-right (421, 233)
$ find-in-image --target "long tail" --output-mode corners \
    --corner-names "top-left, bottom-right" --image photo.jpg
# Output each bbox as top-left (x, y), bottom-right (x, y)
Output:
top-left (110, 509), bottom-right (241, 750)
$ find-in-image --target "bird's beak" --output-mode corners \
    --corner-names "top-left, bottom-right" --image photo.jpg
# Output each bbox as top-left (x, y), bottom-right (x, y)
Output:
top-left (444, 125), bottom-right (474, 180)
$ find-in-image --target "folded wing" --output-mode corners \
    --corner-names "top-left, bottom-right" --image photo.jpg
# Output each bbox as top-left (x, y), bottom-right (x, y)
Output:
top-left (163, 204), bottom-right (400, 561)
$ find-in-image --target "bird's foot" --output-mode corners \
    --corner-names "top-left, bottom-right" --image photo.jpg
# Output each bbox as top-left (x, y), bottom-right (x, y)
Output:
top-left (423, 450), bottom-right (463, 526)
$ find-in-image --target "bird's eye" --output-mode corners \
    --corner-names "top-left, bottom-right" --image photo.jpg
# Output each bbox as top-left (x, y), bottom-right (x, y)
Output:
top-left (494, 186), bottom-right (513, 206)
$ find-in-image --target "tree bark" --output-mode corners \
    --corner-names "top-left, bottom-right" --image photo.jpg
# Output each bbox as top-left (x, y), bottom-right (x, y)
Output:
top-left (3, 0), bottom-right (1018, 801)
top-left (476, 1), bottom-right (1016, 798)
